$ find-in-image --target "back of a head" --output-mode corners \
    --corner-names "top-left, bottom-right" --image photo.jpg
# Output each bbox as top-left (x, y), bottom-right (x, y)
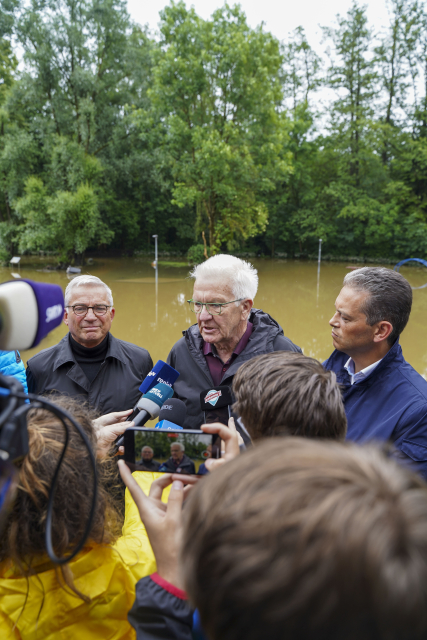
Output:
top-left (343, 267), bottom-right (412, 344)
top-left (0, 396), bottom-right (121, 568)
top-left (182, 438), bottom-right (427, 640)
top-left (232, 351), bottom-right (347, 441)
top-left (190, 254), bottom-right (258, 300)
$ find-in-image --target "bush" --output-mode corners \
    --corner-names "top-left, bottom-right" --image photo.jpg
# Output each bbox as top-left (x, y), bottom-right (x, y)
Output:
top-left (187, 244), bottom-right (209, 264)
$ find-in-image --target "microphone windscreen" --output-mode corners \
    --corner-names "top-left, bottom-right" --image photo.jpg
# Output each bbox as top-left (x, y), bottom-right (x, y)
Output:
top-left (0, 280), bottom-right (64, 351)
top-left (144, 383), bottom-right (174, 408)
top-left (200, 386), bottom-right (233, 411)
top-left (139, 360), bottom-right (179, 395)
top-left (159, 398), bottom-right (186, 427)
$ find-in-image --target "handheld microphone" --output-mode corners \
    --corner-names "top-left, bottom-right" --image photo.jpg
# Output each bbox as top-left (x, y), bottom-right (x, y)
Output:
top-left (126, 360), bottom-right (180, 422)
top-left (0, 279), bottom-right (64, 350)
top-left (200, 386), bottom-right (233, 425)
top-left (155, 398), bottom-right (186, 430)
top-left (133, 383), bottom-right (175, 427)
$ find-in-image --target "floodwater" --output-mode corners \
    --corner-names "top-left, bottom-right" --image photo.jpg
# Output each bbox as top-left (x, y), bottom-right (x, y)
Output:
top-left (3, 256), bottom-right (426, 378)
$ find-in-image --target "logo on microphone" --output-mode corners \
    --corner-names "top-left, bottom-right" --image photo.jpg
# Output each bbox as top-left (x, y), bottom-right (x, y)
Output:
top-left (161, 404), bottom-right (173, 411)
top-left (147, 370), bottom-right (156, 377)
top-left (46, 304), bottom-right (63, 323)
top-left (205, 390), bottom-right (222, 406)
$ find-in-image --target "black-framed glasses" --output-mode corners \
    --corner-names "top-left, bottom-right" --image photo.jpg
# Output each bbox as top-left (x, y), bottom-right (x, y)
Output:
top-left (187, 299), bottom-right (243, 316)
top-left (66, 305), bottom-right (111, 317)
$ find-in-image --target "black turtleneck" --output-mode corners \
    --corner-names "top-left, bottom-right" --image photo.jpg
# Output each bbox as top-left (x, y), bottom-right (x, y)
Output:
top-left (70, 334), bottom-right (109, 384)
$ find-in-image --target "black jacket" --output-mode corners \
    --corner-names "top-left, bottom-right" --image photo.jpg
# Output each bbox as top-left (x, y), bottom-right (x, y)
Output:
top-left (167, 308), bottom-right (302, 429)
top-left (129, 575), bottom-right (193, 640)
top-left (159, 454), bottom-right (196, 474)
top-left (26, 333), bottom-right (153, 415)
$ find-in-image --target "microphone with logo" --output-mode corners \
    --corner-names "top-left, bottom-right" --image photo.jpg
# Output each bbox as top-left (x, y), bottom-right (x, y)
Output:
top-left (126, 360), bottom-right (180, 423)
top-left (0, 279), bottom-right (64, 350)
top-left (155, 398), bottom-right (186, 430)
top-left (115, 383), bottom-right (175, 449)
top-left (200, 385), bottom-right (251, 444)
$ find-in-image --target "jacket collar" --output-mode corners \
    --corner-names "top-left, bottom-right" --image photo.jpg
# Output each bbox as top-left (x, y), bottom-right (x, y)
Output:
top-left (182, 308), bottom-right (284, 380)
top-left (332, 340), bottom-right (403, 387)
top-left (52, 333), bottom-right (127, 371)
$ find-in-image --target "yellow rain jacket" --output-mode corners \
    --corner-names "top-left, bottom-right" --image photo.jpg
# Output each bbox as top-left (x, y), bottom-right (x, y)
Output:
top-left (0, 471), bottom-right (167, 640)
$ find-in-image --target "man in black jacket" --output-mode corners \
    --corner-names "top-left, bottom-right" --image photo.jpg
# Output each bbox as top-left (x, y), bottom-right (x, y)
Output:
top-left (159, 443), bottom-right (196, 475)
top-left (167, 254), bottom-right (301, 429)
top-left (26, 275), bottom-right (152, 414)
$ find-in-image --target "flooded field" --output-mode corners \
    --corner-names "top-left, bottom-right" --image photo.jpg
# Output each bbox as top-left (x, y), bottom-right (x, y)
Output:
top-left (3, 256), bottom-right (426, 378)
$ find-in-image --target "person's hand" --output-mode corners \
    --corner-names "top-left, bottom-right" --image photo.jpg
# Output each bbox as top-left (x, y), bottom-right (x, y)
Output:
top-left (118, 461), bottom-right (186, 588)
top-left (201, 416), bottom-right (240, 472)
top-left (93, 409), bottom-right (133, 432)
top-left (96, 419), bottom-right (134, 458)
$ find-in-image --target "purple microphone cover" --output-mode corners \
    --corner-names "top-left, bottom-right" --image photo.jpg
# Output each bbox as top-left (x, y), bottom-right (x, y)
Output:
top-left (22, 280), bottom-right (64, 348)
top-left (139, 360), bottom-right (179, 394)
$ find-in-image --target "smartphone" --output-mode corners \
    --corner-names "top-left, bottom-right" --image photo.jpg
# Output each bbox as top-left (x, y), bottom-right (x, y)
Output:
top-left (203, 405), bottom-right (231, 426)
top-left (123, 428), bottom-right (221, 475)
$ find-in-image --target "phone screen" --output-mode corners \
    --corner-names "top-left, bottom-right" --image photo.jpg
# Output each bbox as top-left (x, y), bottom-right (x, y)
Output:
top-left (123, 428), bottom-right (221, 475)
top-left (204, 405), bottom-right (230, 426)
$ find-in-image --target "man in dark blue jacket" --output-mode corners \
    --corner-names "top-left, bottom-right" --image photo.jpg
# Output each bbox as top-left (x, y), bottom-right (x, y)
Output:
top-left (324, 266), bottom-right (427, 478)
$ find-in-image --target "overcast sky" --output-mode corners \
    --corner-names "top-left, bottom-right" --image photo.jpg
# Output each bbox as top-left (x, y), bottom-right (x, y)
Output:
top-left (126, 0), bottom-right (391, 52)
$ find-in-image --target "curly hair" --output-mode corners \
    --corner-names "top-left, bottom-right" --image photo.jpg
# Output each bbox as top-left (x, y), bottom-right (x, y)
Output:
top-left (0, 395), bottom-right (122, 601)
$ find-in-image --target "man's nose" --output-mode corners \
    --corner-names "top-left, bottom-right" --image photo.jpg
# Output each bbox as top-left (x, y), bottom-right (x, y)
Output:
top-left (329, 312), bottom-right (339, 326)
top-left (85, 308), bottom-right (97, 320)
top-left (199, 305), bottom-right (213, 321)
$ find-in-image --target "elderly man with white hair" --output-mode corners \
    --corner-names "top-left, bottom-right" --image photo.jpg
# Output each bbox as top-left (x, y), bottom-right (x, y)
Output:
top-left (167, 254), bottom-right (301, 429)
top-left (26, 275), bottom-right (152, 414)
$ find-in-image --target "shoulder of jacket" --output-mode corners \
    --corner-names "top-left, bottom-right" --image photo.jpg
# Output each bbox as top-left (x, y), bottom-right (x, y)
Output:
top-left (394, 360), bottom-right (427, 402)
top-left (27, 341), bottom-right (63, 366)
top-left (111, 337), bottom-right (151, 358)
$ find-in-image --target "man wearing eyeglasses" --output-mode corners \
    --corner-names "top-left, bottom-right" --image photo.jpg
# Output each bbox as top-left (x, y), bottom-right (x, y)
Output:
top-left (26, 275), bottom-right (153, 414)
top-left (167, 254), bottom-right (301, 430)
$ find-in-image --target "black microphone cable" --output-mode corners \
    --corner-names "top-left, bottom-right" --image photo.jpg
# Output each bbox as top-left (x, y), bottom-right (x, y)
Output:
top-left (0, 378), bottom-right (97, 566)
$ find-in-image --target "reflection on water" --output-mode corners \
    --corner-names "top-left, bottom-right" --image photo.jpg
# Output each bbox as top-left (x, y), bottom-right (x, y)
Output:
top-left (1, 256), bottom-right (424, 379)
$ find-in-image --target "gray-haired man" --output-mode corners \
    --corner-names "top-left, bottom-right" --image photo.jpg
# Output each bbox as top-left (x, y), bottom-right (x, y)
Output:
top-left (324, 266), bottom-right (427, 479)
top-left (26, 275), bottom-right (152, 414)
top-left (167, 254), bottom-right (301, 429)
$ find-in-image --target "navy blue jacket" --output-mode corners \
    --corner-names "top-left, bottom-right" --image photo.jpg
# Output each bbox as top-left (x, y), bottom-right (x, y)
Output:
top-left (324, 341), bottom-right (427, 479)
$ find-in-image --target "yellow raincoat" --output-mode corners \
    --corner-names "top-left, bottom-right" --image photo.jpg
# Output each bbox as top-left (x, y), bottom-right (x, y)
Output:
top-left (0, 471), bottom-right (168, 640)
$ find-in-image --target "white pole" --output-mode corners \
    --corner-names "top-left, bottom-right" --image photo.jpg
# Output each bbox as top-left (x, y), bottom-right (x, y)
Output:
top-left (317, 238), bottom-right (322, 303)
top-left (152, 235), bottom-right (158, 324)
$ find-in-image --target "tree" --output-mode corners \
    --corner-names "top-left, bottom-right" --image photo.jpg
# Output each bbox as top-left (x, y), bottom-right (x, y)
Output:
top-left (138, 1), bottom-right (292, 254)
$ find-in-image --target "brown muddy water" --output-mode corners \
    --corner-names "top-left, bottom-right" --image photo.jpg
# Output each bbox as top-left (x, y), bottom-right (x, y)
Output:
top-left (3, 256), bottom-right (426, 378)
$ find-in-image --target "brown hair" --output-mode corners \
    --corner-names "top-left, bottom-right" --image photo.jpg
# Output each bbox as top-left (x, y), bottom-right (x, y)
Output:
top-left (182, 438), bottom-right (427, 640)
top-left (0, 395), bottom-right (122, 600)
top-left (232, 351), bottom-right (347, 441)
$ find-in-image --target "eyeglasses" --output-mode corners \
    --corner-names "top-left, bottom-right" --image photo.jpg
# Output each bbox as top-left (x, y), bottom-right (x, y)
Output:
top-left (66, 305), bottom-right (111, 317)
top-left (187, 299), bottom-right (243, 315)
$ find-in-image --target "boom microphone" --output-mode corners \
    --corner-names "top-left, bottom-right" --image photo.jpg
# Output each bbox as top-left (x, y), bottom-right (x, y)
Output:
top-left (126, 360), bottom-right (180, 422)
top-left (0, 279), bottom-right (64, 350)
top-left (155, 398), bottom-right (186, 430)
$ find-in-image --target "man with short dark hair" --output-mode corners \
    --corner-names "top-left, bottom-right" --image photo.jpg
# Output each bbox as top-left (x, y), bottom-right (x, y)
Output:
top-left (324, 266), bottom-right (427, 478)
top-left (233, 351), bottom-right (347, 442)
top-left (119, 438), bottom-right (427, 640)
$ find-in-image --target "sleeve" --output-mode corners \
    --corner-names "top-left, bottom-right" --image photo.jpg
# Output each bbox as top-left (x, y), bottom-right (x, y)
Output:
top-left (0, 351), bottom-right (28, 393)
top-left (128, 574), bottom-right (194, 640)
top-left (273, 334), bottom-right (302, 354)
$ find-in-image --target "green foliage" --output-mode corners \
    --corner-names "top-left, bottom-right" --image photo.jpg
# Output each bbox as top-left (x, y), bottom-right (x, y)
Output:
top-left (2, 0), bottom-right (427, 261)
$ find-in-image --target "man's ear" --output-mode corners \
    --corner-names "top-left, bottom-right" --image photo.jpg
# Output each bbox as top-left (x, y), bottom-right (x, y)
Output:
top-left (242, 299), bottom-right (253, 320)
top-left (373, 321), bottom-right (393, 343)
top-left (63, 308), bottom-right (69, 326)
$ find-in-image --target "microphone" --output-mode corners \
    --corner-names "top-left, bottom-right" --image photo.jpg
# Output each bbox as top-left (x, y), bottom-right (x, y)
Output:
top-left (0, 279), bottom-right (64, 350)
top-left (200, 386), bottom-right (233, 421)
top-left (133, 383), bottom-right (175, 427)
top-left (126, 360), bottom-right (180, 422)
top-left (155, 398), bottom-right (186, 430)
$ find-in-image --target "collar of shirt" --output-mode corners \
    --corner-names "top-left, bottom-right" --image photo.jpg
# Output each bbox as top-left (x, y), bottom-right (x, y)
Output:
top-left (344, 357), bottom-right (383, 385)
top-left (203, 321), bottom-right (253, 362)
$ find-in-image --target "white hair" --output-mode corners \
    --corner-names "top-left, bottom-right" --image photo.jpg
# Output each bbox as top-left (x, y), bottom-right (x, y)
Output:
top-left (171, 442), bottom-right (185, 452)
top-left (64, 275), bottom-right (113, 306)
top-left (190, 254), bottom-right (258, 301)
